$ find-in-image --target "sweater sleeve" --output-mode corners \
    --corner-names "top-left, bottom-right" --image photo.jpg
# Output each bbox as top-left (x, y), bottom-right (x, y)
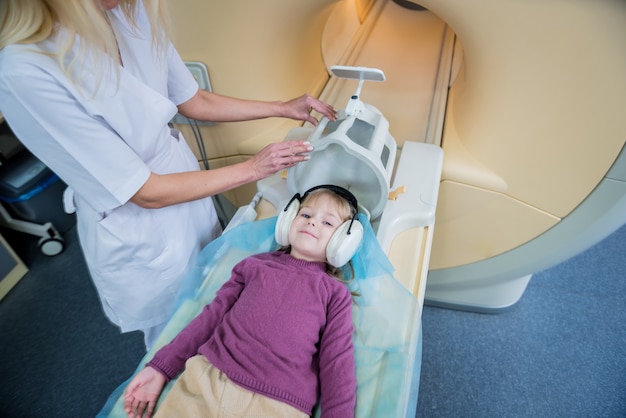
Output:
top-left (147, 259), bottom-right (249, 380)
top-left (318, 286), bottom-right (357, 418)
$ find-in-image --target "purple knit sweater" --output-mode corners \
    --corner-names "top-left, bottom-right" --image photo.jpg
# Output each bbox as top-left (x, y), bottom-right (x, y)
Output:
top-left (148, 251), bottom-right (356, 417)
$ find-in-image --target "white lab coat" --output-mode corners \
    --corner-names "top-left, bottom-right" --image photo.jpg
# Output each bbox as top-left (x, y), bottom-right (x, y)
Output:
top-left (0, 5), bottom-right (221, 332)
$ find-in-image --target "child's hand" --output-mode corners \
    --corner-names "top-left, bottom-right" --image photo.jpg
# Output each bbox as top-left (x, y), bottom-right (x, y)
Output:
top-left (123, 366), bottom-right (167, 418)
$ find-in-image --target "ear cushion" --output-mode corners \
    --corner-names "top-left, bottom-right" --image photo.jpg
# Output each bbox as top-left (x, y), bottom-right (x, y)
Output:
top-left (326, 219), bottom-right (364, 268)
top-left (275, 198), bottom-right (300, 246)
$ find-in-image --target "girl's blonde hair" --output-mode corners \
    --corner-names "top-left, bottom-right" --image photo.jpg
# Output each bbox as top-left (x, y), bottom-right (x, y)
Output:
top-left (0, 0), bottom-right (171, 90)
top-left (300, 188), bottom-right (354, 226)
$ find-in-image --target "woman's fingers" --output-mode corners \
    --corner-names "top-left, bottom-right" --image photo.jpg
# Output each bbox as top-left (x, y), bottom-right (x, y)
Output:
top-left (283, 94), bottom-right (337, 126)
top-left (283, 141), bottom-right (313, 157)
top-left (251, 141), bottom-right (314, 178)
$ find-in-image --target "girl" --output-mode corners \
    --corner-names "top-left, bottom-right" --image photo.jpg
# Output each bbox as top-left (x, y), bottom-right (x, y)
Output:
top-left (123, 186), bottom-right (360, 418)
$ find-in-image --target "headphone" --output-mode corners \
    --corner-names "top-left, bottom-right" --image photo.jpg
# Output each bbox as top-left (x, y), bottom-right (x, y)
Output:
top-left (275, 185), bottom-right (364, 268)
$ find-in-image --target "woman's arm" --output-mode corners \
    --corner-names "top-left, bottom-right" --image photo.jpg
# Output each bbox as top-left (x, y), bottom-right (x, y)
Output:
top-left (177, 89), bottom-right (337, 126)
top-left (130, 139), bottom-right (312, 208)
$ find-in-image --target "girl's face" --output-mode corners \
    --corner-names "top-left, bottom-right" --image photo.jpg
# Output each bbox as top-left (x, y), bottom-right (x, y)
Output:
top-left (288, 193), bottom-right (347, 263)
top-left (99, 0), bottom-right (120, 10)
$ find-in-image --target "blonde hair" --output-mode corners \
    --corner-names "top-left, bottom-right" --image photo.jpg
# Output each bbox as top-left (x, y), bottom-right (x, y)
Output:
top-left (0, 0), bottom-right (171, 91)
top-left (300, 188), bottom-right (354, 224)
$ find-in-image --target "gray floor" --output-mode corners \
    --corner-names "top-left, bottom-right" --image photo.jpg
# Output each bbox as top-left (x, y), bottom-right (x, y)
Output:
top-left (0, 223), bottom-right (625, 417)
top-left (417, 224), bottom-right (626, 418)
top-left (0, 227), bottom-right (145, 418)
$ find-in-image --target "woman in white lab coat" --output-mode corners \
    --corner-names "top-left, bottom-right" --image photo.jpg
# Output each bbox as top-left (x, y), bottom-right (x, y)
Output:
top-left (0, 0), bottom-right (336, 349)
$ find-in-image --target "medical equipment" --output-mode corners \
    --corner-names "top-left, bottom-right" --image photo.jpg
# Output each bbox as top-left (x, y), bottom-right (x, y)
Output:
top-left (285, 65), bottom-right (396, 221)
top-left (98, 65), bottom-right (444, 418)
top-left (0, 126), bottom-right (71, 256)
top-left (169, 0), bottom-right (625, 314)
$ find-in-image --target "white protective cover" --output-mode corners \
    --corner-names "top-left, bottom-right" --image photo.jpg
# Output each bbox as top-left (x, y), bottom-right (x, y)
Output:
top-left (287, 104), bottom-right (397, 220)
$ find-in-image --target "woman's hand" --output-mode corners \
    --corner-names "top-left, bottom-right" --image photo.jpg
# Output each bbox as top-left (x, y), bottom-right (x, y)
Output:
top-left (281, 94), bottom-right (337, 126)
top-left (123, 367), bottom-right (167, 418)
top-left (247, 140), bottom-right (314, 180)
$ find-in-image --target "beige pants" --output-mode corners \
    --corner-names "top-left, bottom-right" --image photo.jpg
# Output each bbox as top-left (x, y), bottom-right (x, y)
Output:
top-left (155, 355), bottom-right (309, 418)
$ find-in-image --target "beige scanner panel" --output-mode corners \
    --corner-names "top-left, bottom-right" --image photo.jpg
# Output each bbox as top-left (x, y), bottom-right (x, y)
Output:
top-left (418, 0), bottom-right (626, 269)
top-left (432, 181), bottom-right (560, 269)
top-left (168, 0), bottom-right (341, 165)
top-left (320, 1), bottom-right (449, 147)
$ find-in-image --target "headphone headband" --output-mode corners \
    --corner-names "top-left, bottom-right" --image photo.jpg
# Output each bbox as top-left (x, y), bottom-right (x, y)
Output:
top-left (286, 184), bottom-right (359, 217)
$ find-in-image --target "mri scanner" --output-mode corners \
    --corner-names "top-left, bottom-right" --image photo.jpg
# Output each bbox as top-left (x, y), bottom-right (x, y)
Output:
top-left (98, 0), bottom-right (626, 414)
top-left (171, 0), bottom-right (626, 311)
